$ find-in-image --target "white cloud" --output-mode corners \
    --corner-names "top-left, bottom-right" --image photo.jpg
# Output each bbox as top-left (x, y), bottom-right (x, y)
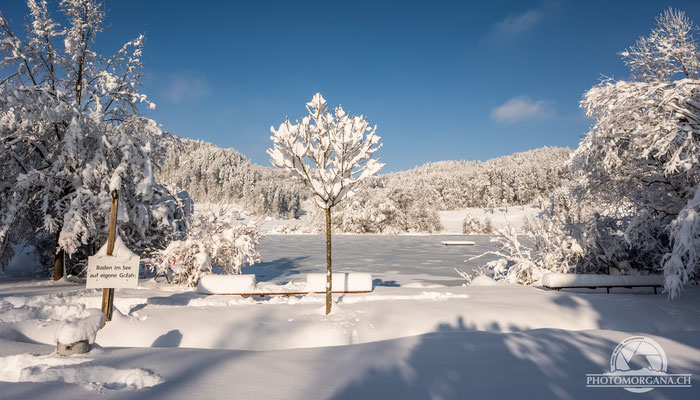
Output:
top-left (160, 72), bottom-right (211, 103)
top-left (494, 9), bottom-right (543, 36)
top-left (491, 96), bottom-right (553, 124)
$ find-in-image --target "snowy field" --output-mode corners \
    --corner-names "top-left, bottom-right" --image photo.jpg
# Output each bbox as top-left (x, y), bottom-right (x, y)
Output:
top-left (439, 205), bottom-right (543, 234)
top-left (1, 235), bottom-right (699, 399)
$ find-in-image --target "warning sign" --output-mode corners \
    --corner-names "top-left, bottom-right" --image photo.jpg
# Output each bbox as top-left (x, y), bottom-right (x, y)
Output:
top-left (86, 255), bottom-right (139, 289)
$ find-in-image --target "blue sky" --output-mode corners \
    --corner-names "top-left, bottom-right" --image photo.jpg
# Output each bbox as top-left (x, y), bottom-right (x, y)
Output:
top-left (3, 0), bottom-right (700, 171)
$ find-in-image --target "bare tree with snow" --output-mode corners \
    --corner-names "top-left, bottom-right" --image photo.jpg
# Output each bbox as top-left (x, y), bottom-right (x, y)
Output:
top-left (268, 93), bottom-right (383, 314)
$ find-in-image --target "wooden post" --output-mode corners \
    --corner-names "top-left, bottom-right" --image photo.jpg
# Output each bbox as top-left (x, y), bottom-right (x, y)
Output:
top-left (101, 189), bottom-right (118, 327)
top-left (325, 206), bottom-right (332, 315)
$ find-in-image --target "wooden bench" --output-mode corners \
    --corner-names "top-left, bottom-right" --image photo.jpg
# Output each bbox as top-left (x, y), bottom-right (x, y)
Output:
top-left (197, 273), bottom-right (374, 296)
top-left (541, 273), bottom-right (664, 294)
top-left (208, 290), bottom-right (372, 297)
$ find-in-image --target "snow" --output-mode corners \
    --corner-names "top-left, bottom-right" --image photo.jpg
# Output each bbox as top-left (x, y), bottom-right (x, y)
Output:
top-left (197, 274), bottom-right (257, 294)
top-left (95, 235), bottom-right (138, 262)
top-left (109, 174), bottom-right (121, 192)
top-left (469, 275), bottom-right (499, 286)
top-left (54, 308), bottom-right (104, 344)
top-left (305, 272), bottom-right (373, 292)
top-left (1, 235), bottom-right (699, 398)
top-left (440, 205), bottom-right (543, 234)
top-left (541, 273), bottom-right (664, 288)
top-left (249, 235), bottom-right (503, 287)
top-left (0, 353), bottom-right (163, 390)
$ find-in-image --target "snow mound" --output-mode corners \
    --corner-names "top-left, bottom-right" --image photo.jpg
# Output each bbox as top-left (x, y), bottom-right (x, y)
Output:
top-left (305, 272), bottom-right (372, 292)
top-left (469, 275), bottom-right (499, 286)
top-left (95, 235), bottom-right (138, 262)
top-left (55, 308), bottom-right (104, 344)
top-left (197, 274), bottom-right (257, 294)
top-left (0, 301), bottom-right (90, 323)
top-left (0, 353), bottom-right (163, 390)
top-left (541, 273), bottom-right (664, 288)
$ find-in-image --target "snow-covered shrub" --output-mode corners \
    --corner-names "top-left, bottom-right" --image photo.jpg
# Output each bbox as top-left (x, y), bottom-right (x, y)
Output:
top-left (462, 215), bottom-right (494, 234)
top-left (157, 206), bottom-right (261, 287)
top-left (476, 217), bottom-right (584, 285)
top-left (454, 266), bottom-right (488, 285)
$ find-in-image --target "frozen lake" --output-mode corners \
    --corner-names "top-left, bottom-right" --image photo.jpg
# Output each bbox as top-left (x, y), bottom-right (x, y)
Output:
top-left (245, 234), bottom-right (502, 287)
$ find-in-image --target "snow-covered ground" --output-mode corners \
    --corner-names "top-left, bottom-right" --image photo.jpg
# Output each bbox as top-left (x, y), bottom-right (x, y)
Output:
top-left (1, 235), bottom-right (699, 399)
top-left (247, 203), bottom-right (544, 235)
top-left (439, 205), bottom-right (543, 234)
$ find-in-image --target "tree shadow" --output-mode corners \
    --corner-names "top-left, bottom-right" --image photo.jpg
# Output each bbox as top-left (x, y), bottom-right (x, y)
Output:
top-left (242, 256), bottom-right (310, 283)
top-left (328, 323), bottom-right (683, 400)
top-left (151, 329), bottom-right (183, 348)
top-left (129, 291), bottom-right (204, 313)
top-left (373, 278), bottom-right (400, 287)
top-left (550, 294), bottom-right (583, 310)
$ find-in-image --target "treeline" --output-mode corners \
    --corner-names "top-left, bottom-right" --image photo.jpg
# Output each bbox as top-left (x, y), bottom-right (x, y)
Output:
top-left (375, 146), bottom-right (572, 210)
top-left (318, 146), bottom-right (573, 233)
top-left (153, 137), bottom-right (306, 218)
top-left (154, 138), bottom-right (572, 234)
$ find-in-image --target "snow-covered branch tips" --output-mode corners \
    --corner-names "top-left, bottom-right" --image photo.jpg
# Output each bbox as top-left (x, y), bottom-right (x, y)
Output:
top-left (267, 93), bottom-right (384, 209)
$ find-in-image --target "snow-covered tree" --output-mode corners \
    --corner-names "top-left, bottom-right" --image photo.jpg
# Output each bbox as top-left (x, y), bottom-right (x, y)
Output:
top-left (462, 215), bottom-right (494, 234)
top-left (0, 0), bottom-right (187, 277)
top-left (268, 93), bottom-right (383, 314)
top-left (572, 8), bottom-right (700, 297)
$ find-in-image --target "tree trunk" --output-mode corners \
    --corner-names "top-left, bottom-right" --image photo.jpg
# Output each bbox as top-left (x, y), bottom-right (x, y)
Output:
top-left (325, 206), bottom-right (332, 315)
top-left (53, 230), bottom-right (64, 281)
top-left (101, 189), bottom-right (119, 326)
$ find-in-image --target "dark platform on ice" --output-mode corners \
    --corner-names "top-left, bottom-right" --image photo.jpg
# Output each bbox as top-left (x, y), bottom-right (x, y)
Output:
top-left (543, 284), bottom-right (663, 294)
top-left (213, 290), bottom-right (372, 296)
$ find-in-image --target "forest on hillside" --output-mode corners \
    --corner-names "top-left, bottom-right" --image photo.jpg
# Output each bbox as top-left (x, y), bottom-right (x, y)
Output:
top-left (155, 138), bottom-right (572, 234)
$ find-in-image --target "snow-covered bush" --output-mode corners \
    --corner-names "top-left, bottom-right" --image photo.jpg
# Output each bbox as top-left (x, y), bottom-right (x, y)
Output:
top-left (571, 8), bottom-right (700, 297)
top-left (157, 206), bottom-right (261, 287)
top-left (475, 217), bottom-right (584, 285)
top-left (454, 266), bottom-right (489, 285)
top-left (462, 215), bottom-right (494, 234)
